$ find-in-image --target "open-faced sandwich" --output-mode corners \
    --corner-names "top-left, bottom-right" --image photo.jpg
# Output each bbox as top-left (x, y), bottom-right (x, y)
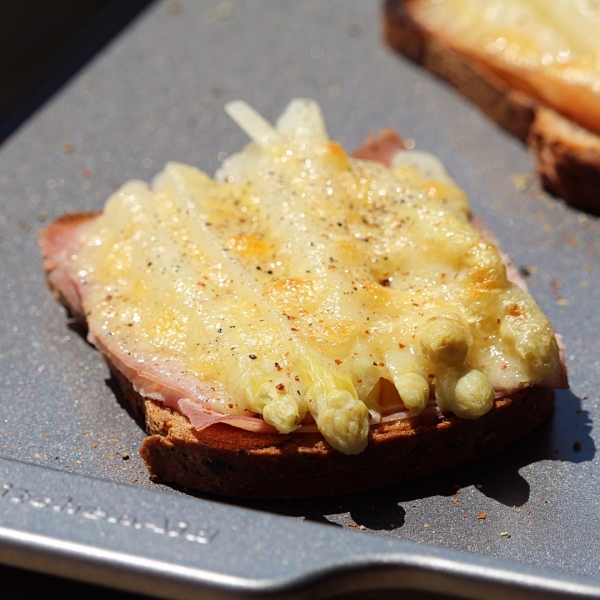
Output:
top-left (384, 0), bottom-right (600, 213)
top-left (40, 99), bottom-right (567, 498)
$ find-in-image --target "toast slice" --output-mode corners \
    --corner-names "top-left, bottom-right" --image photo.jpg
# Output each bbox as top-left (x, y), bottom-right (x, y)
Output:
top-left (40, 100), bottom-right (565, 499)
top-left (40, 233), bottom-right (555, 499)
top-left (384, 0), bottom-right (600, 213)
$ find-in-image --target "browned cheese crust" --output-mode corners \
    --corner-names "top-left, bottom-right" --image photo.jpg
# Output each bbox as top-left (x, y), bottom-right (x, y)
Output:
top-left (43, 211), bottom-right (555, 499)
top-left (383, 0), bottom-right (600, 213)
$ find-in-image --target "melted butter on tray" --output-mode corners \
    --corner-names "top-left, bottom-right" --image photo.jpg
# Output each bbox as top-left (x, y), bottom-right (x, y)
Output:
top-left (72, 99), bottom-right (560, 454)
top-left (413, 0), bottom-right (600, 135)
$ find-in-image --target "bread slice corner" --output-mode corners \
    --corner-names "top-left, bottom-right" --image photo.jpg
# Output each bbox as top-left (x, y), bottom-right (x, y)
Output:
top-left (383, 0), bottom-right (600, 213)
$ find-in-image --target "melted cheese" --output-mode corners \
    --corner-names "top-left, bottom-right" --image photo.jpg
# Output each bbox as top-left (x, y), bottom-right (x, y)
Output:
top-left (72, 99), bottom-right (560, 454)
top-left (412, 0), bottom-right (600, 135)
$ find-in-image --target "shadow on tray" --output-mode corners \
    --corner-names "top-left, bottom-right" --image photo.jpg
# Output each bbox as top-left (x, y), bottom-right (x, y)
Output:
top-left (185, 389), bottom-right (594, 530)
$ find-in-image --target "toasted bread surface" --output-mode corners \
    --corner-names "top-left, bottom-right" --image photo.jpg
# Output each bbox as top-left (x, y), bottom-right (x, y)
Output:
top-left (384, 0), bottom-right (600, 212)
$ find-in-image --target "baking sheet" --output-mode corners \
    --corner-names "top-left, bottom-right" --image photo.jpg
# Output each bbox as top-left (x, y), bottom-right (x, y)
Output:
top-left (0, 0), bottom-right (599, 596)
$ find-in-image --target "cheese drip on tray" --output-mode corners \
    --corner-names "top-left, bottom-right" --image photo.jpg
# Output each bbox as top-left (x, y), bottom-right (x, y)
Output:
top-left (71, 99), bottom-right (561, 454)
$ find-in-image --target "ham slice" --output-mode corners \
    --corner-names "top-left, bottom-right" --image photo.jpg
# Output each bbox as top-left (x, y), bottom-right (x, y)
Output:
top-left (351, 129), bottom-right (405, 166)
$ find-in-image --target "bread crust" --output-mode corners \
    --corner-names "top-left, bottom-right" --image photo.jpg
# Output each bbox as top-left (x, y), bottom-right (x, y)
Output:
top-left (41, 213), bottom-right (555, 499)
top-left (529, 109), bottom-right (600, 213)
top-left (383, 0), bottom-right (600, 213)
top-left (130, 366), bottom-right (554, 499)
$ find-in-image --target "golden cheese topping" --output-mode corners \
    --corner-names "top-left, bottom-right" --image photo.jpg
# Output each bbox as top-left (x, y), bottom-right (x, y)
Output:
top-left (412, 0), bottom-right (600, 135)
top-left (72, 99), bottom-right (560, 454)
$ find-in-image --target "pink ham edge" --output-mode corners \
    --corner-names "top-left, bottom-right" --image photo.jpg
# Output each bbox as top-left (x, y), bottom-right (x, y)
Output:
top-left (351, 129), bottom-right (406, 166)
top-left (91, 333), bottom-right (280, 434)
top-left (39, 214), bottom-right (93, 316)
top-left (39, 133), bottom-right (567, 437)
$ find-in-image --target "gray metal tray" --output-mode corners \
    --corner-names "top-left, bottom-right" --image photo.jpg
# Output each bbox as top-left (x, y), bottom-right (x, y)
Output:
top-left (1, 1), bottom-right (599, 597)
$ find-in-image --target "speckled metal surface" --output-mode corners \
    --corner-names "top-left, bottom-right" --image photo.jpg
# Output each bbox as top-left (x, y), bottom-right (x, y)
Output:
top-left (0, 0), bottom-right (598, 597)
